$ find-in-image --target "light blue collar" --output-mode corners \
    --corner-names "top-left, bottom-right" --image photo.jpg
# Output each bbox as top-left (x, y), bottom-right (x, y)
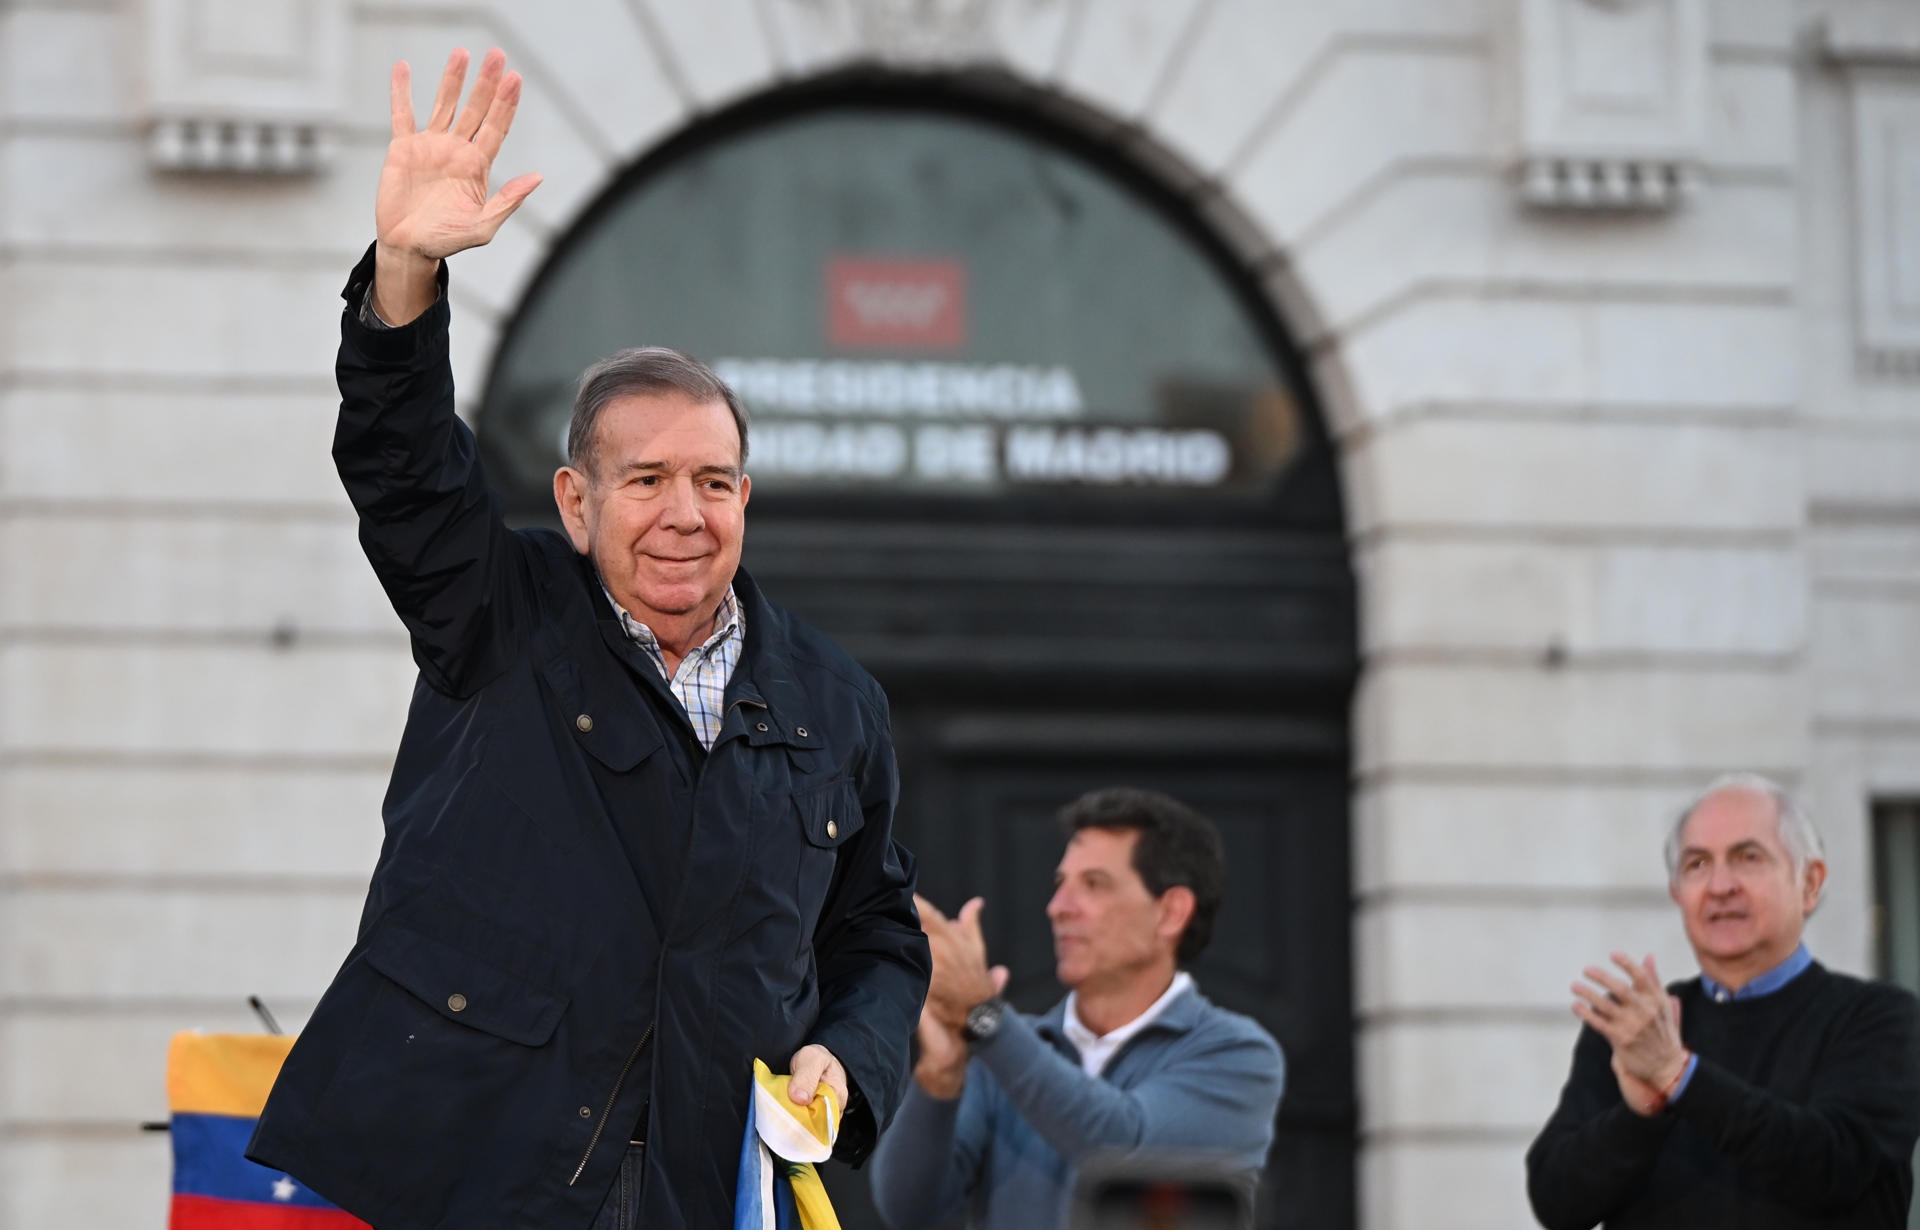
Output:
top-left (1700, 943), bottom-right (1812, 1003)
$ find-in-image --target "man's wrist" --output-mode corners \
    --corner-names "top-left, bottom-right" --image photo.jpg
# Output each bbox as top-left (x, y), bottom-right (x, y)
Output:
top-left (370, 243), bottom-right (443, 326)
top-left (1652, 1048), bottom-right (1691, 1096)
top-left (914, 1058), bottom-right (966, 1100)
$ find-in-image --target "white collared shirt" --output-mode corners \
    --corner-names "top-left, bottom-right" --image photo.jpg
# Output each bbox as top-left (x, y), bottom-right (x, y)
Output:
top-left (1061, 971), bottom-right (1195, 1077)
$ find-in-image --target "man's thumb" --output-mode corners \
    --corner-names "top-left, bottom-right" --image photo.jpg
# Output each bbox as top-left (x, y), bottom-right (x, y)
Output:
top-left (990, 965), bottom-right (1010, 995)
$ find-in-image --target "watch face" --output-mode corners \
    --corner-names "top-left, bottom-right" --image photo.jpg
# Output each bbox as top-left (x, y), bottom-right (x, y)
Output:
top-left (964, 1000), bottom-right (1003, 1042)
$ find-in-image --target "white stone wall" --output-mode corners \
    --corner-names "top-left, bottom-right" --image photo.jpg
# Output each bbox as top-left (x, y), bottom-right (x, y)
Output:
top-left (0, 2), bottom-right (1902, 1229)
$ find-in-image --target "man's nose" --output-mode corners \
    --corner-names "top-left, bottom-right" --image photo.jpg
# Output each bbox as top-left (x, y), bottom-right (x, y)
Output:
top-left (1046, 885), bottom-right (1071, 920)
top-left (1706, 859), bottom-right (1740, 895)
top-left (658, 477), bottom-right (703, 530)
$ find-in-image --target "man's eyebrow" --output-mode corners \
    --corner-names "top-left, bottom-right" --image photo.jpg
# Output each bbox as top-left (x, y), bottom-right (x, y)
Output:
top-left (607, 460), bottom-right (741, 479)
top-left (1680, 839), bottom-right (1768, 859)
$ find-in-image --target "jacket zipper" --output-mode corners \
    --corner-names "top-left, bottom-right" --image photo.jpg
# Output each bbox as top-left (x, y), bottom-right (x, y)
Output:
top-left (569, 1022), bottom-right (653, 1186)
top-left (569, 695), bottom-right (761, 1186)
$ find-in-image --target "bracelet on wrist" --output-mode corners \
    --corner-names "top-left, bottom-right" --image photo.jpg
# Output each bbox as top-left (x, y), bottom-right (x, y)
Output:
top-left (1658, 1049), bottom-right (1693, 1103)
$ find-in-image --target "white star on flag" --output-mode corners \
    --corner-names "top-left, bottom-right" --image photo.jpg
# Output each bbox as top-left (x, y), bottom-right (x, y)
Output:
top-left (272, 1176), bottom-right (298, 1202)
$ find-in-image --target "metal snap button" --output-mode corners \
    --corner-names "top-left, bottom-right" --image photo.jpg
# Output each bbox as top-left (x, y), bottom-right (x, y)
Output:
top-left (447, 993), bottom-right (468, 1012)
top-left (796, 726), bottom-right (809, 737)
top-left (826, 820), bottom-right (838, 840)
top-left (756, 722), bottom-right (769, 732)
top-left (579, 1106), bottom-right (592, 1118)
top-left (576, 714), bottom-right (594, 733)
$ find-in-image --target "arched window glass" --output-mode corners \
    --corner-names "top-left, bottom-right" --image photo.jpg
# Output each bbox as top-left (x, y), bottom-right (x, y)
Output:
top-left (480, 95), bottom-right (1323, 520)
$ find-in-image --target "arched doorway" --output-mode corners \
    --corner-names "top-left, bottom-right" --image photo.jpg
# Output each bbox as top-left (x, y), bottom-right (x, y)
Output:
top-left (477, 73), bottom-right (1358, 1230)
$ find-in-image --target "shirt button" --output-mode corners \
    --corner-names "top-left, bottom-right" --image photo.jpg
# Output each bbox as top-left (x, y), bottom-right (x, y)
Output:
top-left (579, 1106), bottom-right (592, 1118)
top-left (756, 722), bottom-right (769, 732)
top-left (576, 714), bottom-right (594, 733)
top-left (826, 820), bottom-right (838, 840)
top-left (796, 726), bottom-right (809, 737)
top-left (447, 993), bottom-right (468, 1012)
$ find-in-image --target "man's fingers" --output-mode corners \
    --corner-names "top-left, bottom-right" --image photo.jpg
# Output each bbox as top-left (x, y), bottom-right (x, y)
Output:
top-left (477, 174), bottom-right (542, 239)
top-left (454, 48), bottom-right (507, 141)
top-left (989, 964), bottom-right (1010, 995)
top-left (787, 1045), bottom-right (846, 1111)
top-left (1572, 998), bottom-right (1626, 1043)
top-left (471, 71), bottom-right (524, 162)
top-left (425, 47), bottom-right (469, 132)
top-left (1612, 951), bottom-right (1657, 992)
top-left (787, 1046), bottom-right (825, 1104)
top-left (1571, 981), bottom-right (1614, 1012)
top-left (1582, 965), bottom-right (1633, 1001)
top-left (955, 897), bottom-right (986, 937)
top-left (389, 61), bottom-right (415, 139)
top-left (914, 893), bottom-right (949, 928)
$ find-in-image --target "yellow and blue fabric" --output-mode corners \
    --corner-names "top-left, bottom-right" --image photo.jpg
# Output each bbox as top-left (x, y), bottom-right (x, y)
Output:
top-left (167, 1032), bottom-right (369, 1230)
top-left (734, 1059), bottom-right (842, 1230)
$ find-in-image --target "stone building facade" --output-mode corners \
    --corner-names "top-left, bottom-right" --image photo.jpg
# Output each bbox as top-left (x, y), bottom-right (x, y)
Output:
top-left (2, 1), bottom-right (1917, 1228)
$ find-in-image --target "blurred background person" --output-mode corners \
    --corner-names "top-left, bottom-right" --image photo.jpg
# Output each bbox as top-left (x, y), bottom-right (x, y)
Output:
top-left (870, 787), bottom-right (1283, 1230)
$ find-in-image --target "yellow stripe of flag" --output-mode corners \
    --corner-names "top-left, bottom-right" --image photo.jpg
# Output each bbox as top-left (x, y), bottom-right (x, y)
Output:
top-left (167, 1032), bottom-right (298, 1118)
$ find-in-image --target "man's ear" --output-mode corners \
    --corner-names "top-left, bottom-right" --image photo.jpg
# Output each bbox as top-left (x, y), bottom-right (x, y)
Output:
top-left (1802, 859), bottom-right (1827, 916)
top-left (553, 466), bottom-right (592, 554)
top-left (1156, 885), bottom-right (1196, 951)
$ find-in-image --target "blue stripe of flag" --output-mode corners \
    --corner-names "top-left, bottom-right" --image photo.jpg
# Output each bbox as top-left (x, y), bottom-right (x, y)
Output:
top-left (171, 1113), bottom-right (338, 1210)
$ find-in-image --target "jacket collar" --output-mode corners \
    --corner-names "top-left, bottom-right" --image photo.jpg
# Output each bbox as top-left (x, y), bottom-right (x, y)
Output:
top-left (722, 568), bottom-right (824, 747)
top-left (1035, 981), bottom-right (1207, 1052)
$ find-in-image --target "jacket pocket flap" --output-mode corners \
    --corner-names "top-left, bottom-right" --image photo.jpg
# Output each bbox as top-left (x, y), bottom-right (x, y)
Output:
top-left (541, 654), bottom-right (663, 773)
top-left (362, 922), bottom-right (568, 1047)
top-left (794, 781), bottom-right (865, 849)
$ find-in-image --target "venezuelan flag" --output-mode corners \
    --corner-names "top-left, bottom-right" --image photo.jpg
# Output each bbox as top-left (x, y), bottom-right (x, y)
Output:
top-left (167, 1032), bottom-right (368, 1230)
top-left (735, 1059), bottom-right (841, 1230)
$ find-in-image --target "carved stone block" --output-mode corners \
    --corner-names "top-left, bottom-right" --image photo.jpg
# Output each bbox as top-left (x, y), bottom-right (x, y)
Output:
top-left (141, 0), bottom-right (346, 174)
top-left (1515, 0), bottom-right (1709, 211)
top-left (1824, 7), bottom-right (1920, 374)
top-left (1848, 78), bottom-right (1920, 373)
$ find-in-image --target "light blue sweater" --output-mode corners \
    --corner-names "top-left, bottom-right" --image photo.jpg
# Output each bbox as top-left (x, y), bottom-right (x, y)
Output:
top-left (869, 988), bottom-right (1284, 1229)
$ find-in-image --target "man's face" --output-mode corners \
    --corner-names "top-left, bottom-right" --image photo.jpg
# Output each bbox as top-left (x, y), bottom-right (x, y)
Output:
top-left (1670, 786), bottom-right (1823, 984)
top-left (1046, 828), bottom-right (1181, 996)
top-left (555, 392), bottom-right (749, 629)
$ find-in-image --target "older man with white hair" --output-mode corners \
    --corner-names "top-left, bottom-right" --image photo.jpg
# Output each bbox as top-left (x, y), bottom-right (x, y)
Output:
top-left (1527, 774), bottom-right (1920, 1230)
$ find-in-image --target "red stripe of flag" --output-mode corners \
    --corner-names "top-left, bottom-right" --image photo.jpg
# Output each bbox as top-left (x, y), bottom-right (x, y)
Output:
top-left (171, 1194), bottom-right (370, 1230)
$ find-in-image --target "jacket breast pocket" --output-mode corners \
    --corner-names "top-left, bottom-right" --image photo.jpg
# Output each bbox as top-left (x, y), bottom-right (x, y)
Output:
top-left (793, 779), bottom-right (865, 937)
top-left (315, 921), bottom-right (570, 1159)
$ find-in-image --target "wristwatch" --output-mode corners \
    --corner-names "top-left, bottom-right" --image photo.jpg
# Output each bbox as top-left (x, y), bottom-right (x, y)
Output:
top-left (961, 998), bottom-right (1008, 1045)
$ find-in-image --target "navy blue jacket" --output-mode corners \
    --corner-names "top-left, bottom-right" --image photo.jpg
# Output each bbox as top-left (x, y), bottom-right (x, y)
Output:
top-left (249, 252), bottom-right (931, 1230)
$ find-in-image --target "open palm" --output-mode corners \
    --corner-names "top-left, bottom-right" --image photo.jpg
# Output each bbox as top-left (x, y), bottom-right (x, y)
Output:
top-left (376, 47), bottom-right (540, 264)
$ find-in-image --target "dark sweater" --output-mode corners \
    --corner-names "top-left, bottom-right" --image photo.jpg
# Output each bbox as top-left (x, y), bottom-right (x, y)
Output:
top-left (1526, 963), bottom-right (1920, 1229)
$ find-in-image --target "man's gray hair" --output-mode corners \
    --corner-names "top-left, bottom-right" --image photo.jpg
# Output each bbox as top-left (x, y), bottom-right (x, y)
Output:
top-left (1662, 772), bottom-right (1826, 883)
top-left (566, 346), bottom-right (748, 476)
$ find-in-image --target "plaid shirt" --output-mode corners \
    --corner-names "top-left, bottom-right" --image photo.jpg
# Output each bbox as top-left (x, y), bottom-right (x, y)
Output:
top-left (604, 585), bottom-right (744, 750)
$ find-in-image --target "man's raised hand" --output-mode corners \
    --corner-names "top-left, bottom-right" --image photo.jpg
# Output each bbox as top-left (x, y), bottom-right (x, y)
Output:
top-left (372, 48), bottom-right (542, 324)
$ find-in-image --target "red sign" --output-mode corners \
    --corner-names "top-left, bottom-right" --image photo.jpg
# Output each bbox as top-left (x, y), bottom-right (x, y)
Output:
top-left (826, 257), bottom-right (966, 351)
